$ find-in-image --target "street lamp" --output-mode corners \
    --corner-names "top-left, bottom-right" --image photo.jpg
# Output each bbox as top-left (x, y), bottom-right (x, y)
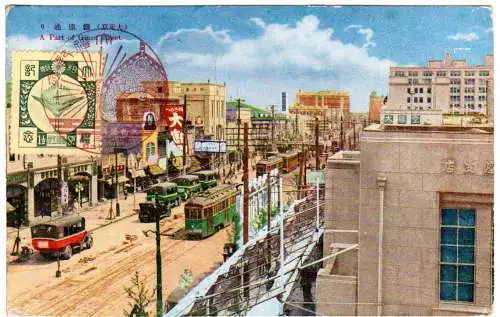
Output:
top-left (142, 198), bottom-right (170, 317)
top-left (75, 182), bottom-right (83, 213)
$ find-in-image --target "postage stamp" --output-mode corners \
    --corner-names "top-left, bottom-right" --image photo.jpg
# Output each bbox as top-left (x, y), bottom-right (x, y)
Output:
top-left (10, 50), bottom-right (103, 155)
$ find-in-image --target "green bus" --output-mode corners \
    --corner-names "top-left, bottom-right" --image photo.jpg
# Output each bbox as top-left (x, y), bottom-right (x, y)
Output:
top-left (184, 184), bottom-right (240, 239)
top-left (173, 175), bottom-right (202, 201)
top-left (191, 170), bottom-right (218, 191)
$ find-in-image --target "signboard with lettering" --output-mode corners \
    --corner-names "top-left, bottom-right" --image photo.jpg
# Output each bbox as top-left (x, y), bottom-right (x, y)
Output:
top-left (164, 105), bottom-right (184, 155)
top-left (306, 170), bottom-right (325, 185)
top-left (194, 140), bottom-right (227, 153)
top-left (7, 172), bottom-right (28, 185)
top-left (61, 181), bottom-right (69, 204)
top-left (281, 92), bottom-right (287, 112)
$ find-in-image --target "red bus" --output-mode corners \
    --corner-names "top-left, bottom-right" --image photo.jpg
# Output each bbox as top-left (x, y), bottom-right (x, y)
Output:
top-left (256, 156), bottom-right (283, 177)
top-left (278, 151), bottom-right (301, 173)
top-left (31, 215), bottom-right (93, 260)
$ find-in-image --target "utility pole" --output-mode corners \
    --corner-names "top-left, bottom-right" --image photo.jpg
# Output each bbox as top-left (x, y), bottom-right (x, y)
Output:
top-left (243, 123), bottom-right (249, 244)
top-left (297, 143), bottom-right (305, 200)
top-left (237, 98), bottom-right (241, 160)
top-left (183, 94), bottom-right (188, 174)
top-left (155, 207), bottom-right (163, 317)
top-left (115, 147), bottom-right (120, 217)
top-left (339, 117), bottom-right (344, 150)
top-left (271, 104), bottom-right (275, 153)
top-left (57, 155), bottom-right (62, 216)
top-left (315, 117), bottom-right (320, 169)
top-left (267, 171), bottom-right (271, 233)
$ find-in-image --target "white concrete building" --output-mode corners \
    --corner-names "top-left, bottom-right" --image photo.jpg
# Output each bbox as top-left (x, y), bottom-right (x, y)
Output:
top-left (382, 53), bottom-right (493, 125)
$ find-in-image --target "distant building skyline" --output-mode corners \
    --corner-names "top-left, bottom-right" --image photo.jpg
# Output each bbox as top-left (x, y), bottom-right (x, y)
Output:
top-left (6, 6), bottom-right (493, 112)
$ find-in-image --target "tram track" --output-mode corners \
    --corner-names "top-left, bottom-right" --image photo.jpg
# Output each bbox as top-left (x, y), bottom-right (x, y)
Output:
top-left (8, 210), bottom-right (228, 317)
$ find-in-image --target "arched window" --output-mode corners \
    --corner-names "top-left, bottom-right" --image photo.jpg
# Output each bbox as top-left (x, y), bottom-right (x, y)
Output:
top-left (146, 142), bottom-right (156, 160)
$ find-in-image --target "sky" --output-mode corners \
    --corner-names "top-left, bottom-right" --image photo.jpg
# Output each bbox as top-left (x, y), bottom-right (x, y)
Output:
top-left (5, 5), bottom-right (493, 112)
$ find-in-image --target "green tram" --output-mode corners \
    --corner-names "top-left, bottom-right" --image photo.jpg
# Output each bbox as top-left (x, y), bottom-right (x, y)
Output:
top-left (173, 175), bottom-right (202, 201)
top-left (184, 184), bottom-right (240, 239)
top-left (140, 182), bottom-right (180, 222)
top-left (191, 170), bottom-right (218, 191)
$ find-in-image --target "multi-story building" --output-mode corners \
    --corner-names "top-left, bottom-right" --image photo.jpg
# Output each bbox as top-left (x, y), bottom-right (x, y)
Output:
top-left (382, 53), bottom-right (493, 125)
top-left (316, 124), bottom-right (493, 316)
top-left (368, 91), bottom-right (385, 122)
top-left (290, 89), bottom-right (350, 121)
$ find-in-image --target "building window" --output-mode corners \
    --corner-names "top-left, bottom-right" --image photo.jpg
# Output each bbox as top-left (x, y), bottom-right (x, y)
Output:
top-left (451, 96), bottom-right (461, 102)
top-left (465, 79), bottom-right (475, 85)
top-left (407, 88), bottom-right (411, 94)
top-left (394, 71), bottom-right (405, 77)
top-left (437, 71), bottom-right (447, 77)
top-left (464, 95), bottom-right (475, 102)
top-left (419, 88), bottom-right (423, 93)
top-left (427, 97), bottom-right (432, 103)
top-left (427, 87), bottom-right (432, 94)
top-left (464, 71), bottom-right (476, 77)
top-left (450, 87), bottom-right (460, 93)
top-left (185, 88), bottom-right (189, 92)
top-left (478, 79), bottom-right (487, 85)
top-left (464, 87), bottom-right (474, 93)
top-left (407, 97), bottom-right (411, 103)
top-left (414, 97), bottom-right (418, 103)
top-left (440, 208), bottom-right (475, 303)
top-left (478, 71), bottom-right (489, 76)
top-left (450, 78), bottom-right (461, 85)
top-left (383, 114), bottom-right (394, 124)
top-left (9, 153), bottom-right (15, 161)
top-left (409, 71), bottom-right (419, 77)
top-left (411, 115), bottom-right (421, 124)
top-left (478, 87), bottom-right (486, 93)
top-left (398, 115), bottom-right (407, 124)
top-left (478, 104), bottom-right (483, 109)
top-left (450, 71), bottom-right (462, 77)
top-left (419, 97), bottom-right (423, 103)
top-left (423, 71), bottom-right (433, 77)
top-left (145, 142), bottom-right (156, 159)
top-left (200, 87), bottom-right (204, 91)
top-left (479, 95), bottom-right (486, 101)
top-left (157, 87), bottom-right (163, 93)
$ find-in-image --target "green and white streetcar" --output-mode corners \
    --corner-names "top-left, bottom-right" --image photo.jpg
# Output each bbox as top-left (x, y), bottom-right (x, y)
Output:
top-left (184, 184), bottom-right (240, 239)
top-left (191, 170), bottom-right (218, 191)
top-left (173, 175), bottom-right (202, 201)
top-left (139, 182), bottom-right (180, 222)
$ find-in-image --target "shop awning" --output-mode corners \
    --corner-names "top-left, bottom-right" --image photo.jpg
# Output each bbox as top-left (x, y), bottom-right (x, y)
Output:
top-left (7, 202), bottom-right (16, 213)
top-left (132, 170), bottom-right (147, 178)
top-left (106, 176), bottom-right (130, 185)
top-left (148, 165), bottom-right (165, 176)
top-left (69, 175), bottom-right (90, 182)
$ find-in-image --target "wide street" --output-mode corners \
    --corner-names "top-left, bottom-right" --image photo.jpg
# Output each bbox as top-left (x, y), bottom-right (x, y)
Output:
top-left (5, 157), bottom-right (310, 317)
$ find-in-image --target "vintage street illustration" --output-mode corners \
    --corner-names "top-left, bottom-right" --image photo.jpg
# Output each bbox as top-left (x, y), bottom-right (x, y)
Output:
top-left (4, 4), bottom-right (494, 317)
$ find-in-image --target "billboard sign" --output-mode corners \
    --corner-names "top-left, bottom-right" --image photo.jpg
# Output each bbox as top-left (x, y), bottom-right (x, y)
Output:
top-left (281, 92), bottom-right (287, 112)
top-left (164, 105), bottom-right (184, 155)
top-left (306, 170), bottom-right (325, 184)
top-left (194, 140), bottom-right (227, 153)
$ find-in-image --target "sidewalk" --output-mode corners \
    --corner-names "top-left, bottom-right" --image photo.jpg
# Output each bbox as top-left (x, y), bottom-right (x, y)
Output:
top-left (5, 192), bottom-right (146, 259)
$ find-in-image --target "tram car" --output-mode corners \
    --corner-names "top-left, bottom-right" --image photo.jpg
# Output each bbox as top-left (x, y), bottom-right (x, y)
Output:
top-left (173, 174), bottom-right (202, 201)
top-left (140, 182), bottom-right (180, 222)
top-left (256, 156), bottom-right (283, 177)
top-left (31, 215), bottom-right (93, 260)
top-left (278, 150), bottom-right (300, 173)
top-left (192, 170), bottom-right (218, 190)
top-left (184, 184), bottom-right (240, 239)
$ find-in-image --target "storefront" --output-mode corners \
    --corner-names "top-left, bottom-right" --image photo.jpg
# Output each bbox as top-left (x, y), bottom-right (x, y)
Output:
top-left (68, 173), bottom-right (91, 208)
top-left (34, 178), bottom-right (59, 217)
top-left (6, 183), bottom-right (28, 227)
